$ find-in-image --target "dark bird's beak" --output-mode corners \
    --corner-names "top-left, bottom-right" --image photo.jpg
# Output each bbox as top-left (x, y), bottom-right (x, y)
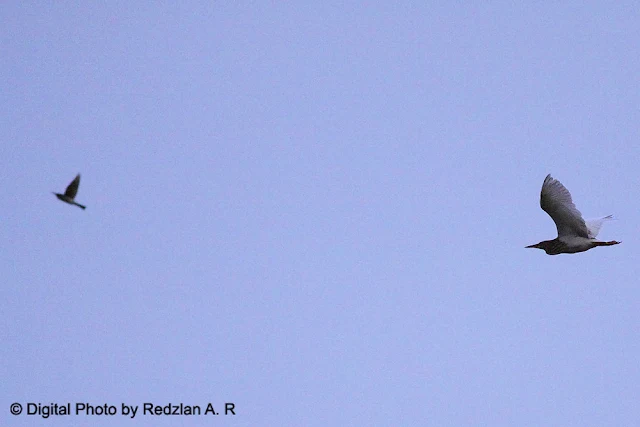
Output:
top-left (525, 243), bottom-right (540, 249)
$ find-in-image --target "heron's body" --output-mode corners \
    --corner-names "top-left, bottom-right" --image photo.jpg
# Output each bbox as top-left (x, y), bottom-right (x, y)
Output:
top-left (526, 175), bottom-right (619, 255)
top-left (531, 235), bottom-right (619, 255)
top-left (53, 174), bottom-right (86, 210)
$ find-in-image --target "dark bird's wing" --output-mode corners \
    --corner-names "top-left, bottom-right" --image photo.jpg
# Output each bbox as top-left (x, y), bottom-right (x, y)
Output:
top-left (64, 174), bottom-right (81, 198)
top-left (540, 174), bottom-right (589, 238)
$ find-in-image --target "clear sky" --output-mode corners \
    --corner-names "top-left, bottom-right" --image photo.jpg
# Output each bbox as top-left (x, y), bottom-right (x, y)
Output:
top-left (2, 3), bottom-right (639, 426)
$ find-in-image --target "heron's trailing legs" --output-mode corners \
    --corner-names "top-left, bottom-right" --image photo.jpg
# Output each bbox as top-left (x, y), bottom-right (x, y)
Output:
top-left (593, 240), bottom-right (621, 247)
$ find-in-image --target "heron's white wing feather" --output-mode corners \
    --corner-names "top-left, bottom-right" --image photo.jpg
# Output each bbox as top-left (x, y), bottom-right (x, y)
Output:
top-left (540, 174), bottom-right (589, 238)
top-left (585, 215), bottom-right (613, 239)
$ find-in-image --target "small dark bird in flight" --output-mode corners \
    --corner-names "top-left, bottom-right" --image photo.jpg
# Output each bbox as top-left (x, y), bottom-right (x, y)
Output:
top-left (526, 174), bottom-right (619, 255)
top-left (53, 174), bottom-right (86, 210)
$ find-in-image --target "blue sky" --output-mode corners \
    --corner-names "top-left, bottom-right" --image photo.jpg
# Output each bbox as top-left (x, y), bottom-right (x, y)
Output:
top-left (2, 3), bottom-right (639, 426)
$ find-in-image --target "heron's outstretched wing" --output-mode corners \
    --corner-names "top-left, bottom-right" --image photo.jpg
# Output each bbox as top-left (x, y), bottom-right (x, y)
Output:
top-left (64, 174), bottom-right (81, 199)
top-left (540, 174), bottom-right (589, 238)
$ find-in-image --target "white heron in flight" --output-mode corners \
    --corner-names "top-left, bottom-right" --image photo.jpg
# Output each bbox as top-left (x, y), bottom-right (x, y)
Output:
top-left (526, 174), bottom-right (620, 255)
top-left (53, 174), bottom-right (86, 210)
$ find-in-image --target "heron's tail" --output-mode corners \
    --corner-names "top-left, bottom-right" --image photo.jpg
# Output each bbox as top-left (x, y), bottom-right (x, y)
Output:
top-left (585, 215), bottom-right (614, 238)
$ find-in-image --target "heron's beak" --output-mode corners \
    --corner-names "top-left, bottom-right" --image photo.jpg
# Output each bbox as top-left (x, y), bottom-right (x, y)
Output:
top-left (525, 243), bottom-right (539, 249)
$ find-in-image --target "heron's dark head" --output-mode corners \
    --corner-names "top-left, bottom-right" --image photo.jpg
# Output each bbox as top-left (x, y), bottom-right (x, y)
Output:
top-left (525, 239), bottom-right (561, 255)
